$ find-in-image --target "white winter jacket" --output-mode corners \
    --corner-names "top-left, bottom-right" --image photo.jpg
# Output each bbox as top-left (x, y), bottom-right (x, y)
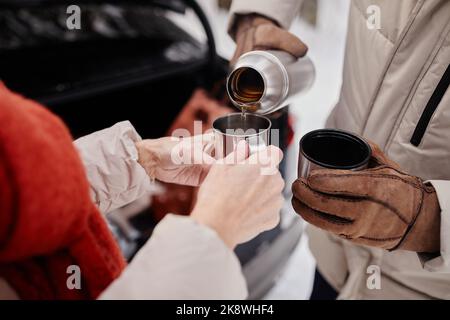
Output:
top-left (230, 0), bottom-right (450, 299)
top-left (0, 121), bottom-right (247, 300)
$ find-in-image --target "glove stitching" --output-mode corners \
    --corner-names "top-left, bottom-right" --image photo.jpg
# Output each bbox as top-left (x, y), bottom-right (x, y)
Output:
top-left (294, 181), bottom-right (354, 224)
top-left (306, 207), bottom-right (354, 225)
top-left (339, 235), bottom-right (403, 245)
top-left (292, 197), bottom-right (353, 225)
top-left (359, 235), bottom-right (403, 242)
top-left (390, 188), bottom-right (426, 251)
top-left (310, 172), bottom-right (422, 190)
top-left (300, 179), bottom-right (410, 224)
top-left (297, 179), bottom-right (361, 203)
top-left (369, 165), bottom-right (423, 184)
top-left (379, 166), bottom-right (414, 178)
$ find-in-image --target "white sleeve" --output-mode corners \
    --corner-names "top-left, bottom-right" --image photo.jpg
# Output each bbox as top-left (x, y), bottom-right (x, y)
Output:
top-left (74, 121), bottom-right (152, 214)
top-left (420, 180), bottom-right (450, 272)
top-left (229, 0), bottom-right (303, 31)
top-left (99, 214), bottom-right (248, 300)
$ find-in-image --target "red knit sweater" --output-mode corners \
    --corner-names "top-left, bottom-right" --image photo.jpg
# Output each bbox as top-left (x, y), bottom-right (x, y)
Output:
top-left (0, 83), bottom-right (126, 299)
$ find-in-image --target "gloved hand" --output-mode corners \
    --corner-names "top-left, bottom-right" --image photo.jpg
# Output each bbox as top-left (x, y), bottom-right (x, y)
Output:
top-left (230, 14), bottom-right (308, 65)
top-left (136, 133), bottom-right (215, 186)
top-left (191, 142), bottom-right (285, 249)
top-left (292, 142), bottom-right (441, 253)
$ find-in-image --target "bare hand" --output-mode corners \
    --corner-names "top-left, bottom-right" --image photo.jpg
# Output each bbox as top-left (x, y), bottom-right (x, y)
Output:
top-left (191, 142), bottom-right (285, 248)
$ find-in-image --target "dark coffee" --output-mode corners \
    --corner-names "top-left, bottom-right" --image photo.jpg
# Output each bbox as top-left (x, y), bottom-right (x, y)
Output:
top-left (213, 113), bottom-right (271, 159)
top-left (300, 129), bottom-right (371, 169)
top-left (213, 112), bottom-right (270, 135)
top-left (227, 67), bottom-right (264, 108)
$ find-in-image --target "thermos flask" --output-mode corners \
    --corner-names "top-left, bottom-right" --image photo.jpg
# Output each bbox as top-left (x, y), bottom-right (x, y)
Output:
top-left (226, 50), bottom-right (315, 115)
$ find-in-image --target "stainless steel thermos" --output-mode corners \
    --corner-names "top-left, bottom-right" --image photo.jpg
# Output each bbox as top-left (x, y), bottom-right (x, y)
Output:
top-left (227, 50), bottom-right (315, 115)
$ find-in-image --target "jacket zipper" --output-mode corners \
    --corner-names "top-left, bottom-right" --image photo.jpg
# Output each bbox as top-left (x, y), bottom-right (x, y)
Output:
top-left (410, 63), bottom-right (450, 146)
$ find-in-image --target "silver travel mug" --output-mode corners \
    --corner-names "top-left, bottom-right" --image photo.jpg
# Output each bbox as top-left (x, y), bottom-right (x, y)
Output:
top-left (227, 50), bottom-right (315, 115)
top-left (212, 113), bottom-right (271, 159)
top-left (298, 129), bottom-right (372, 178)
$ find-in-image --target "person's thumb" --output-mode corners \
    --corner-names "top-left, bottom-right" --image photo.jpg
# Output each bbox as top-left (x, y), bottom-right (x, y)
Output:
top-left (220, 140), bottom-right (249, 164)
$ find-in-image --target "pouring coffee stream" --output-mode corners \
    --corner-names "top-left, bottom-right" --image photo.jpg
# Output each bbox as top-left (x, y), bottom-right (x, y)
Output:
top-left (216, 50), bottom-right (315, 157)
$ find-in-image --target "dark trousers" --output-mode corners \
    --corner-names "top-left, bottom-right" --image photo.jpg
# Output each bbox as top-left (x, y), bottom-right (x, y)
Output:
top-left (309, 269), bottom-right (338, 300)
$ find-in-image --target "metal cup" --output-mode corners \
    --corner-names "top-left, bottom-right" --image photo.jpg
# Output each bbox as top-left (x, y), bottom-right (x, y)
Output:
top-left (212, 113), bottom-right (271, 159)
top-left (298, 129), bottom-right (372, 178)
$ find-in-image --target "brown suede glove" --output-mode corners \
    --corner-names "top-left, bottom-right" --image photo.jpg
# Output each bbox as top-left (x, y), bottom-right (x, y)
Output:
top-left (230, 14), bottom-right (308, 65)
top-left (292, 143), bottom-right (441, 253)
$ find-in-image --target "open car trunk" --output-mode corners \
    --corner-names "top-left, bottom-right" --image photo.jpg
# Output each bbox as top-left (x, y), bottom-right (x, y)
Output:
top-left (0, 0), bottom-right (302, 299)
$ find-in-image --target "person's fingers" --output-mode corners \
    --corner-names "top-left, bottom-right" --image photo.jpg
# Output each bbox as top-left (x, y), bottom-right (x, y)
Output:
top-left (200, 150), bottom-right (215, 166)
top-left (292, 178), bottom-right (364, 221)
top-left (291, 195), bottom-right (352, 236)
top-left (203, 141), bottom-right (215, 159)
top-left (231, 24), bottom-right (308, 65)
top-left (306, 167), bottom-right (408, 197)
top-left (201, 132), bottom-right (215, 144)
top-left (231, 32), bottom-right (248, 65)
top-left (273, 172), bottom-right (286, 194)
top-left (183, 134), bottom-right (213, 166)
top-left (243, 145), bottom-right (283, 167)
top-left (197, 164), bottom-right (213, 185)
top-left (263, 195), bottom-right (283, 229)
top-left (249, 192), bottom-right (283, 234)
top-left (245, 145), bottom-right (283, 176)
top-left (254, 24), bottom-right (308, 58)
top-left (220, 140), bottom-right (249, 164)
top-left (291, 174), bottom-right (408, 247)
top-left (230, 25), bottom-right (260, 65)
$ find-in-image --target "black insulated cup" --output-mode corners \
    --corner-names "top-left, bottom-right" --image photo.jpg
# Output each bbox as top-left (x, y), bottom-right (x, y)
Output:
top-left (298, 129), bottom-right (372, 178)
